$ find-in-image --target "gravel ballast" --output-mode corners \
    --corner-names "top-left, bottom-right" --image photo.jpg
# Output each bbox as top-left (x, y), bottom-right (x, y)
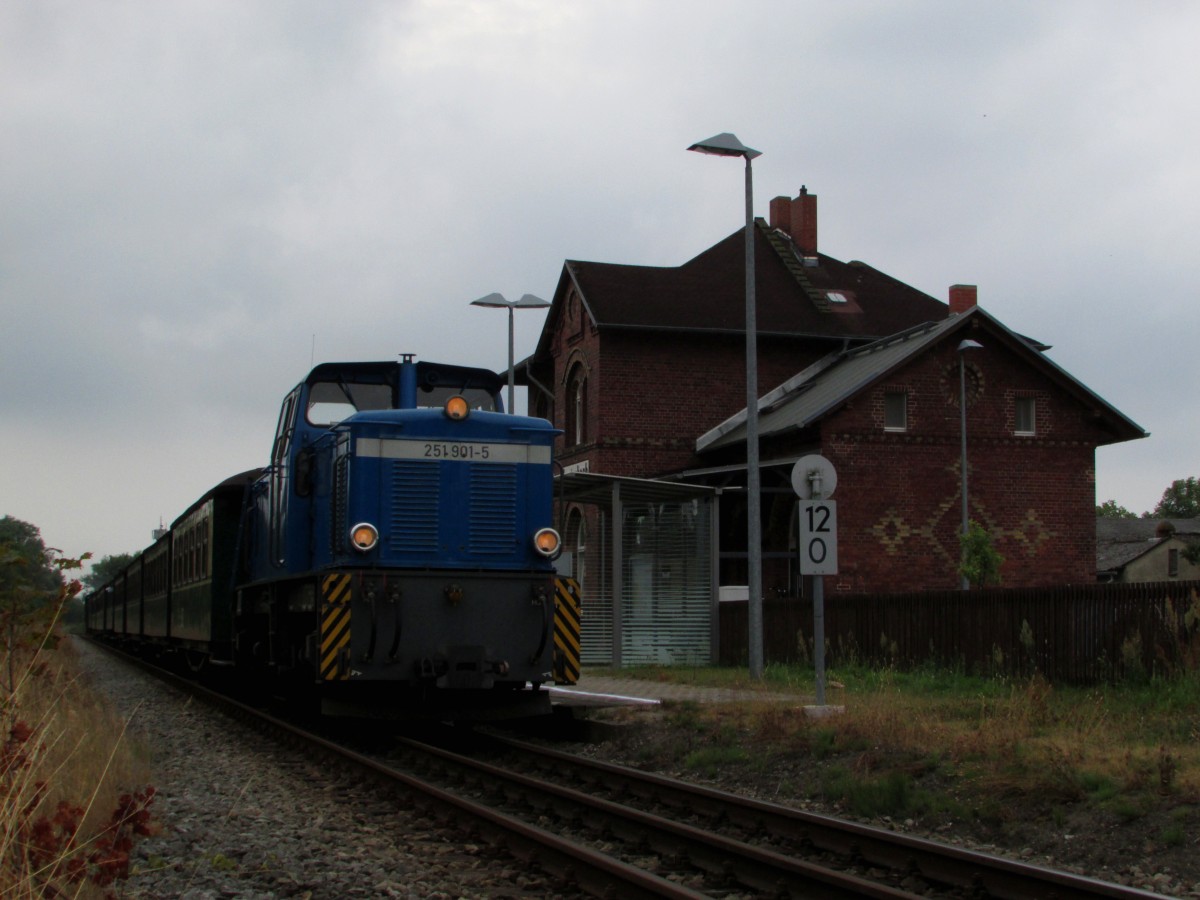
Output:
top-left (73, 639), bottom-right (559, 899)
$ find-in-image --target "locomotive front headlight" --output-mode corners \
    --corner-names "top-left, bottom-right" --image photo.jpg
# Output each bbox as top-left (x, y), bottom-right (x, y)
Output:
top-left (443, 395), bottom-right (470, 420)
top-left (349, 522), bottom-right (379, 552)
top-left (532, 527), bottom-right (562, 559)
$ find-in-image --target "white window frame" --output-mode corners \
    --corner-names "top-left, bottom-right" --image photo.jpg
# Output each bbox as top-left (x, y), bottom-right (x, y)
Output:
top-left (883, 391), bottom-right (907, 432)
top-left (1015, 396), bottom-right (1036, 435)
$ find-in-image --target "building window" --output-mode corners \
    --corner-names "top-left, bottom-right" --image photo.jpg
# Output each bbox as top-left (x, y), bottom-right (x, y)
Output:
top-left (1015, 396), bottom-right (1036, 435)
top-left (565, 364), bottom-right (587, 446)
top-left (884, 391), bottom-right (907, 431)
top-left (1168, 548), bottom-right (1180, 577)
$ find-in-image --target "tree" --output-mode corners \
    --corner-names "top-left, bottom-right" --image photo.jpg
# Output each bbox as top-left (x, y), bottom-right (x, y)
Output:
top-left (1, 517), bottom-right (89, 692)
top-left (1096, 499), bottom-right (1136, 518)
top-left (82, 552), bottom-right (137, 592)
top-left (959, 520), bottom-right (1004, 588)
top-left (0, 516), bottom-right (63, 600)
top-left (1150, 477), bottom-right (1200, 519)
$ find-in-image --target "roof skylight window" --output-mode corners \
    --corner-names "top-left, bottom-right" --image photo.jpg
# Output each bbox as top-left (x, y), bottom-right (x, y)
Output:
top-left (826, 291), bottom-right (849, 304)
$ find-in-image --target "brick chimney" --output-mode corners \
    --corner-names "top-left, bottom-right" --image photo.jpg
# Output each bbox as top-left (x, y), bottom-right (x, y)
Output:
top-left (949, 284), bottom-right (977, 314)
top-left (769, 186), bottom-right (817, 255)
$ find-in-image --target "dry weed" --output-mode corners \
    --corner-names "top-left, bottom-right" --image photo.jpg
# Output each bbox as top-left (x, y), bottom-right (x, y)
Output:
top-left (1, 639), bottom-right (155, 898)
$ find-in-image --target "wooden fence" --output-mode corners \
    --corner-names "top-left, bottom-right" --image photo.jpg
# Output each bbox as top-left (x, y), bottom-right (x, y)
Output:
top-left (718, 580), bottom-right (1200, 683)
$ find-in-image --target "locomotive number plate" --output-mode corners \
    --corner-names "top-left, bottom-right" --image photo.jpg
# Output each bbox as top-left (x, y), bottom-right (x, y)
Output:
top-left (357, 438), bottom-right (551, 465)
top-left (421, 441), bottom-right (494, 460)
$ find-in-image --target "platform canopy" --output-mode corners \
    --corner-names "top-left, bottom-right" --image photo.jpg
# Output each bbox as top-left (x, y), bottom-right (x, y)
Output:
top-left (553, 472), bottom-right (718, 667)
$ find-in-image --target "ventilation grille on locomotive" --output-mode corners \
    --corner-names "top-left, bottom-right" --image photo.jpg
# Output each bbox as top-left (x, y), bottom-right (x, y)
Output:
top-left (388, 460), bottom-right (439, 552)
top-left (469, 463), bottom-right (518, 554)
top-left (332, 452), bottom-right (350, 553)
top-left (385, 459), bottom-right (520, 556)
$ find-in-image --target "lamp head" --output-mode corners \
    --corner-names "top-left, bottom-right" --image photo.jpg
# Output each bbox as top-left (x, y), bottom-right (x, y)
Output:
top-left (687, 132), bottom-right (761, 160)
top-left (471, 293), bottom-right (512, 309)
top-left (471, 292), bottom-right (550, 310)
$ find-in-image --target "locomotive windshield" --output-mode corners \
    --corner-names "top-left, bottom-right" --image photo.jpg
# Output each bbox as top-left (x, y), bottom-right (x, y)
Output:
top-left (305, 378), bottom-right (498, 426)
top-left (306, 381), bottom-right (394, 426)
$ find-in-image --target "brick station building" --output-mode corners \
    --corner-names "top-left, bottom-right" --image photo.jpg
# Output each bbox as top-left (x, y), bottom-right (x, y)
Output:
top-left (519, 187), bottom-right (1144, 659)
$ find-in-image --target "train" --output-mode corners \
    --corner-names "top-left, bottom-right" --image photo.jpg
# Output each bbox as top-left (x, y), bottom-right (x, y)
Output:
top-left (85, 356), bottom-right (577, 719)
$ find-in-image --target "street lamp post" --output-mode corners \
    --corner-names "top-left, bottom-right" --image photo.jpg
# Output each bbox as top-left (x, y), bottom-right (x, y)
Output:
top-left (958, 339), bottom-right (983, 589)
top-left (688, 132), bottom-right (765, 679)
top-left (470, 293), bottom-right (551, 413)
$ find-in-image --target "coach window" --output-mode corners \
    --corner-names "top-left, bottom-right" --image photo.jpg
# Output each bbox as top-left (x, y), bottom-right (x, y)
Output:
top-left (189, 527), bottom-right (198, 582)
top-left (180, 529), bottom-right (190, 583)
top-left (200, 517), bottom-right (209, 580)
top-left (883, 391), bottom-right (907, 432)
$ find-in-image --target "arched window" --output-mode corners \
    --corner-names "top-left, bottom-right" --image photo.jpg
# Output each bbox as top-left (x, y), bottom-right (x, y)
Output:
top-left (565, 364), bottom-right (587, 446)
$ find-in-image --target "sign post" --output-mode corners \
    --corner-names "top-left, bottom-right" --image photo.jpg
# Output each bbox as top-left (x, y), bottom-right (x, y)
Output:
top-left (791, 455), bottom-right (838, 709)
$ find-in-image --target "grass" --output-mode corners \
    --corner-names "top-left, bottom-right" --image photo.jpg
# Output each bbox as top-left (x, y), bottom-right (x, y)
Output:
top-left (1, 626), bottom-right (154, 898)
top-left (587, 662), bottom-right (1200, 826)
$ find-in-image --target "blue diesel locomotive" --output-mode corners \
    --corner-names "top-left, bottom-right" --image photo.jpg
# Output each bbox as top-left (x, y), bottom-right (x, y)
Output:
top-left (86, 357), bottom-right (564, 718)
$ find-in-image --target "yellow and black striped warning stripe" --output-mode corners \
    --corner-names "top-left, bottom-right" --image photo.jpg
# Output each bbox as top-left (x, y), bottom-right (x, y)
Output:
top-left (320, 573), bottom-right (352, 681)
top-left (553, 577), bottom-right (581, 685)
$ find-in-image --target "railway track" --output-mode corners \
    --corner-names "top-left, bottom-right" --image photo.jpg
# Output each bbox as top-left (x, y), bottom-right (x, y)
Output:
top-left (94, 642), bottom-right (1166, 899)
top-left (388, 728), bottom-right (1166, 899)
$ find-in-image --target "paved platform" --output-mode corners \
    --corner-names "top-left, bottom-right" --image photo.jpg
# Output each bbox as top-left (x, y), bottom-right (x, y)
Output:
top-left (550, 674), bottom-right (810, 708)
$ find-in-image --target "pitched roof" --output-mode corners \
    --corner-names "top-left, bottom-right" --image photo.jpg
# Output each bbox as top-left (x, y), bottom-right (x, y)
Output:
top-left (697, 306), bottom-right (1148, 452)
top-left (551, 220), bottom-right (950, 344)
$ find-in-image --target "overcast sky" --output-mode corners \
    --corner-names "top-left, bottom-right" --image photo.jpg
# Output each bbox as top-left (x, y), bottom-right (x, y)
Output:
top-left (3, 1), bottom-right (1197, 570)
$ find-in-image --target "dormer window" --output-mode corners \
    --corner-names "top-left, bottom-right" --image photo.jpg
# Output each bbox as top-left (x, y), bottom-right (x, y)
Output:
top-left (822, 289), bottom-right (862, 313)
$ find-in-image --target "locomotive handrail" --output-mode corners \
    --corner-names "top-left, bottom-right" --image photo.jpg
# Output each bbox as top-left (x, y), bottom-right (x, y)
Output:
top-left (528, 587), bottom-right (552, 665)
top-left (230, 476), bottom-right (264, 593)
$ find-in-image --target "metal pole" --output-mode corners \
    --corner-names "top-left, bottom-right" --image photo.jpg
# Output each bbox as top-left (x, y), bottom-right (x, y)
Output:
top-left (811, 483), bottom-right (826, 705)
top-left (611, 481), bottom-right (623, 667)
top-left (744, 154), bottom-right (763, 680)
top-left (813, 575), bottom-right (826, 704)
top-left (960, 354), bottom-right (969, 590)
top-left (506, 306), bottom-right (516, 414)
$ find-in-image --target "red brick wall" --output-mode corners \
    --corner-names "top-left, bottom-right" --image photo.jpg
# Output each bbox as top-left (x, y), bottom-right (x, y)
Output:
top-left (790, 335), bottom-right (1103, 590)
top-left (554, 326), bottom-right (823, 477)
